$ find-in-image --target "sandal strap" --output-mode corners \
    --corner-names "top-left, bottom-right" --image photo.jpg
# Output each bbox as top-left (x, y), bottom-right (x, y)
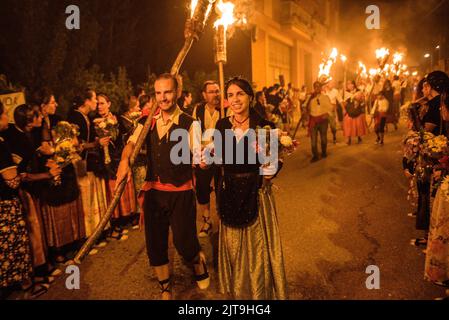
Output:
top-left (202, 215), bottom-right (211, 224)
top-left (158, 278), bottom-right (171, 293)
top-left (200, 216), bottom-right (212, 233)
top-left (194, 261), bottom-right (209, 281)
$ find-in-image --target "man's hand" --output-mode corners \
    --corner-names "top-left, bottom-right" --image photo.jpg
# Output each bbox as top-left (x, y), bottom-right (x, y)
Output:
top-left (115, 160), bottom-right (132, 191)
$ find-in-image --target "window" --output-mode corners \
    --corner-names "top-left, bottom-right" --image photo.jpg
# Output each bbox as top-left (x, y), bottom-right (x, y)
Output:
top-left (268, 37), bottom-right (291, 85)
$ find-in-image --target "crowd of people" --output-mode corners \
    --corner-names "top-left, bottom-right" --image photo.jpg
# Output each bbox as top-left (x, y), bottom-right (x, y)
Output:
top-left (1, 74), bottom-right (290, 300)
top-left (402, 70), bottom-right (449, 298)
top-left (1, 66), bottom-right (447, 300)
top-left (237, 73), bottom-right (414, 163)
top-left (0, 88), bottom-right (145, 299)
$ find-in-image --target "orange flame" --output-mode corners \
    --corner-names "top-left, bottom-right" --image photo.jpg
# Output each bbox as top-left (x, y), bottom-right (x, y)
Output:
top-left (191, 0), bottom-right (198, 18)
top-left (393, 52), bottom-right (404, 65)
top-left (369, 68), bottom-right (378, 77)
top-left (214, 0), bottom-right (236, 30)
top-left (318, 48), bottom-right (339, 80)
top-left (376, 48), bottom-right (390, 60)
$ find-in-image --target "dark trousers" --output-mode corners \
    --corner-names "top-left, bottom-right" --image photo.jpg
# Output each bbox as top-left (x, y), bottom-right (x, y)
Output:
top-left (310, 119), bottom-right (329, 158)
top-left (194, 165), bottom-right (220, 205)
top-left (375, 117), bottom-right (387, 134)
top-left (143, 189), bottom-right (201, 266)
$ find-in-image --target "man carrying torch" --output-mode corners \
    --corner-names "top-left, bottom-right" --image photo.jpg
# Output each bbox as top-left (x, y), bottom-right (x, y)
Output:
top-left (115, 74), bottom-right (209, 300)
top-left (75, 0), bottom-right (217, 300)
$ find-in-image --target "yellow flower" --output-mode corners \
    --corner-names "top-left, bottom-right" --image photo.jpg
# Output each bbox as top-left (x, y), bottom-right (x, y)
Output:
top-left (280, 135), bottom-right (293, 148)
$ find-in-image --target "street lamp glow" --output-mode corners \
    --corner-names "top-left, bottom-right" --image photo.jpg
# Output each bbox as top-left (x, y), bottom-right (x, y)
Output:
top-left (340, 54), bottom-right (347, 63)
top-left (436, 45), bottom-right (440, 49)
top-left (424, 53), bottom-right (430, 58)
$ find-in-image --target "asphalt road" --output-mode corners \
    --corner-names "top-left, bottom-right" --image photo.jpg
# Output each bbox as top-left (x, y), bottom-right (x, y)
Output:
top-left (37, 122), bottom-right (447, 300)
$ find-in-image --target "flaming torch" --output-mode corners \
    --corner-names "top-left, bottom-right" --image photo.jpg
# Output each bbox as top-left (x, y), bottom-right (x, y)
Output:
top-left (369, 68), bottom-right (378, 78)
top-left (358, 62), bottom-right (368, 79)
top-left (375, 47), bottom-right (390, 71)
top-left (214, 0), bottom-right (238, 118)
top-left (393, 52), bottom-right (403, 66)
top-left (74, 0), bottom-right (216, 264)
top-left (318, 48), bottom-right (338, 84)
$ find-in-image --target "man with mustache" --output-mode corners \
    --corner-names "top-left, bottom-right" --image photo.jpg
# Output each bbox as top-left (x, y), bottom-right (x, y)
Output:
top-left (116, 73), bottom-right (209, 300)
top-left (192, 81), bottom-right (221, 237)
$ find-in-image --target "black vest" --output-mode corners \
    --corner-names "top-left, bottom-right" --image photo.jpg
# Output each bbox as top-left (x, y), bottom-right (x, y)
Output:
top-left (145, 112), bottom-right (194, 186)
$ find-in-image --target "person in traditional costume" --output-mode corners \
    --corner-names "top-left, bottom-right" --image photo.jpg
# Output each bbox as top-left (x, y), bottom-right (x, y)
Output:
top-left (306, 81), bottom-right (333, 162)
top-left (0, 103), bottom-right (60, 299)
top-left (1, 104), bottom-right (65, 271)
top-left (371, 91), bottom-right (390, 145)
top-left (116, 73), bottom-right (209, 300)
top-left (411, 72), bottom-right (449, 248)
top-left (213, 77), bottom-right (288, 300)
top-left (343, 80), bottom-right (368, 145)
top-left (67, 90), bottom-right (109, 251)
top-left (423, 71), bottom-right (449, 288)
top-left (97, 93), bottom-right (136, 240)
top-left (192, 80), bottom-right (222, 238)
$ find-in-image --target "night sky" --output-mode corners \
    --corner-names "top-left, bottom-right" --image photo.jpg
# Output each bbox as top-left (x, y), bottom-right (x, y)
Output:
top-left (0, 0), bottom-right (448, 88)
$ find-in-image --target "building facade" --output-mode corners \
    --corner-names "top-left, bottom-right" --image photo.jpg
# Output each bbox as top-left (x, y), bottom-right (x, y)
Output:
top-left (249, 0), bottom-right (340, 90)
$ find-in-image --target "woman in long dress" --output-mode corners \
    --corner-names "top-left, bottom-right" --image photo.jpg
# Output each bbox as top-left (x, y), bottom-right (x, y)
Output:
top-left (424, 71), bottom-right (449, 288)
top-left (0, 102), bottom-right (55, 299)
top-left (214, 77), bottom-right (288, 300)
top-left (1, 104), bottom-right (64, 275)
top-left (343, 81), bottom-right (368, 145)
top-left (67, 90), bottom-right (109, 241)
top-left (96, 93), bottom-right (136, 239)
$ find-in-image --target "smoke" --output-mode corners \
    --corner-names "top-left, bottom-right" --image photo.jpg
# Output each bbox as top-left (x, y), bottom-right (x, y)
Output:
top-left (339, 0), bottom-right (446, 73)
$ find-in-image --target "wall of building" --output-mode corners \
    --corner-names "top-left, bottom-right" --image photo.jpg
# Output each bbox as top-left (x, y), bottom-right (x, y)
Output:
top-left (250, 0), bottom-right (340, 90)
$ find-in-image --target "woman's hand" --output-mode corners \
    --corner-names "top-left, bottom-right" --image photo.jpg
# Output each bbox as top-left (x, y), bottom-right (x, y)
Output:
top-left (403, 169), bottom-right (413, 179)
top-left (46, 160), bottom-right (62, 178)
top-left (99, 137), bottom-right (111, 147)
top-left (39, 141), bottom-right (54, 156)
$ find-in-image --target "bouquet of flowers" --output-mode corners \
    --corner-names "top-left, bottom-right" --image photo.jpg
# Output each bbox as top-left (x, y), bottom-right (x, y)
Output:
top-left (421, 133), bottom-right (449, 159)
top-left (127, 111), bottom-right (142, 127)
top-left (51, 121), bottom-right (81, 185)
top-left (93, 115), bottom-right (119, 164)
top-left (255, 126), bottom-right (299, 170)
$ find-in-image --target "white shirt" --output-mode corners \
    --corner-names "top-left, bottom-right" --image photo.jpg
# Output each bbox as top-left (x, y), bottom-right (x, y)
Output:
top-left (128, 106), bottom-right (201, 154)
top-left (325, 88), bottom-right (342, 105)
top-left (371, 99), bottom-right (389, 114)
top-left (309, 94), bottom-right (333, 117)
top-left (193, 104), bottom-right (220, 143)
